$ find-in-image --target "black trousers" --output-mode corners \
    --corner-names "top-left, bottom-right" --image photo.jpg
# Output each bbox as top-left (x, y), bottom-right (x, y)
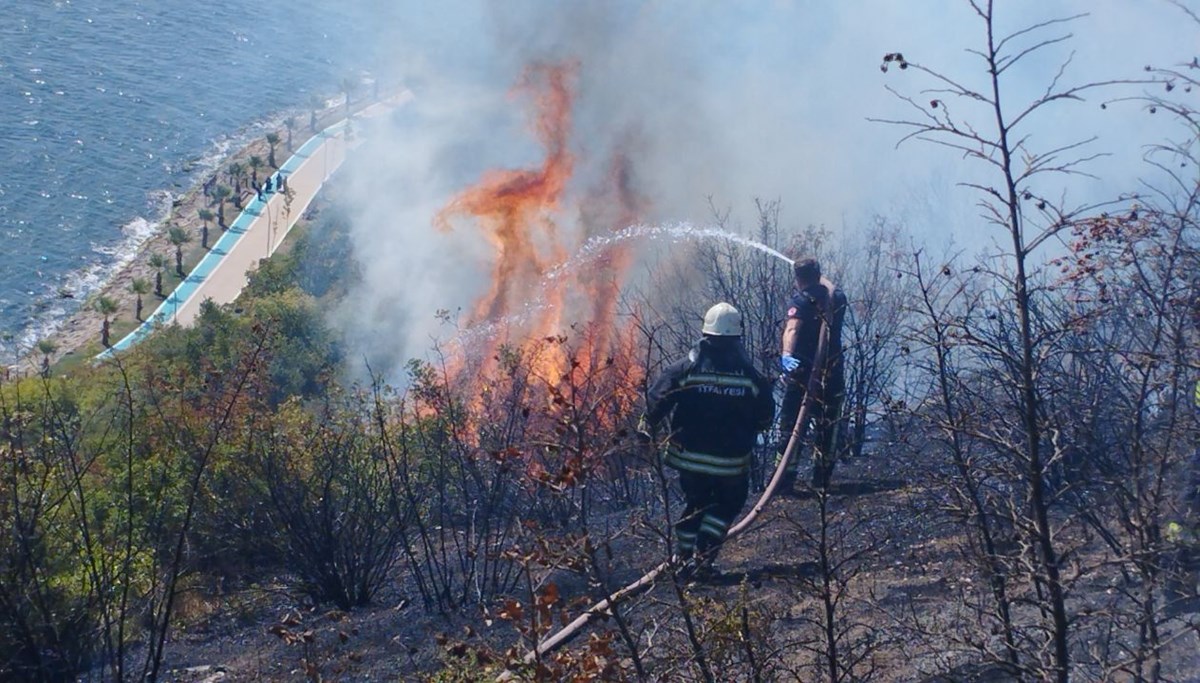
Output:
top-left (674, 470), bottom-right (749, 561)
top-left (777, 373), bottom-right (845, 489)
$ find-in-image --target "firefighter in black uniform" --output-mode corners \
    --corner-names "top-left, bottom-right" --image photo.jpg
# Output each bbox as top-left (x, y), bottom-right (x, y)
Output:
top-left (643, 302), bottom-right (776, 580)
top-left (778, 257), bottom-right (848, 492)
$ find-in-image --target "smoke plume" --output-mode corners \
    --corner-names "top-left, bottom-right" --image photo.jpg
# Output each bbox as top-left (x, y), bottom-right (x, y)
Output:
top-left (334, 0), bottom-right (1196, 380)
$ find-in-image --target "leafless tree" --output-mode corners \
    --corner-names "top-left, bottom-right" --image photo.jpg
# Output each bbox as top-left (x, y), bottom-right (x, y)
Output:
top-left (840, 218), bottom-right (915, 460)
top-left (875, 2), bottom-right (1152, 679)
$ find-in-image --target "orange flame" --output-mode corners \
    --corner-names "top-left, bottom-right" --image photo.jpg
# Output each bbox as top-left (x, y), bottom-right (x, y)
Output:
top-left (435, 61), bottom-right (645, 397)
top-left (434, 62), bottom-right (574, 334)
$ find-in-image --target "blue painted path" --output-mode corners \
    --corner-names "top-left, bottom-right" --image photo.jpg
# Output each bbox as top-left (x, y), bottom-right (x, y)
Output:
top-left (99, 118), bottom-right (349, 358)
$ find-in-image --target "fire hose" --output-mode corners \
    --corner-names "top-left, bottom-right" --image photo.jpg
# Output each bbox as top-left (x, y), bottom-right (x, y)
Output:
top-left (497, 317), bottom-right (832, 678)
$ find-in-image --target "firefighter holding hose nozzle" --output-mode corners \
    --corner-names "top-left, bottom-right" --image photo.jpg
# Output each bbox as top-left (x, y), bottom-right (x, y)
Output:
top-left (641, 302), bottom-right (776, 583)
top-left (778, 257), bottom-right (848, 493)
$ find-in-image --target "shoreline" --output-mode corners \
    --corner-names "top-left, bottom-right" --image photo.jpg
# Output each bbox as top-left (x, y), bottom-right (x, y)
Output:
top-left (2, 113), bottom-right (303, 365)
top-left (5, 89), bottom-right (398, 378)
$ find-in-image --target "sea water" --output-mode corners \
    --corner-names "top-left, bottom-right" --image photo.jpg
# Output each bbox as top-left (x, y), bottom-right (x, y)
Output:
top-left (0, 0), bottom-right (399, 361)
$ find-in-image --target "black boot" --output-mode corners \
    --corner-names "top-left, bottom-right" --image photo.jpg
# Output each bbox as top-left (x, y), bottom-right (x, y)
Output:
top-left (680, 550), bottom-right (718, 585)
top-left (672, 549), bottom-right (695, 580)
top-left (675, 557), bottom-right (709, 584)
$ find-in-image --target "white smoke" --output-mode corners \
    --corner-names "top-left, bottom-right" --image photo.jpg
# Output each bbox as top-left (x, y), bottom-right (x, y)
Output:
top-left (334, 0), bottom-right (1197, 379)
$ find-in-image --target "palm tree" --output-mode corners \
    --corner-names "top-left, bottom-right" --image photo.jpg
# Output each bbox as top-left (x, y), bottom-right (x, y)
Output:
top-left (198, 208), bottom-right (215, 248)
top-left (340, 77), bottom-right (358, 116)
top-left (94, 296), bottom-right (118, 348)
top-left (148, 253), bottom-right (167, 297)
top-left (308, 93), bottom-right (324, 132)
top-left (129, 278), bottom-right (150, 321)
top-left (213, 185), bottom-right (232, 228)
top-left (36, 339), bottom-right (57, 377)
top-left (265, 133), bottom-right (281, 168)
top-left (168, 226), bottom-right (191, 277)
top-left (283, 117), bottom-right (296, 152)
top-left (228, 162), bottom-right (245, 207)
top-left (248, 156), bottom-right (264, 189)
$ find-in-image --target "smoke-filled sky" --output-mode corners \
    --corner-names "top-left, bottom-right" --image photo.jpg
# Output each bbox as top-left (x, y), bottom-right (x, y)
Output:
top-left (335, 0), bottom-right (1198, 377)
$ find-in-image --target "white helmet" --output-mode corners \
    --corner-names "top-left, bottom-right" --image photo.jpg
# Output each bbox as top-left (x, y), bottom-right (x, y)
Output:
top-left (702, 302), bottom-right (742, 336)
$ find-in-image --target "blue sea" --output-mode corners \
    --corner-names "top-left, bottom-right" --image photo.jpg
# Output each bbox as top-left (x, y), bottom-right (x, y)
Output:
top-left (0, 0), bottom-right (402, 361)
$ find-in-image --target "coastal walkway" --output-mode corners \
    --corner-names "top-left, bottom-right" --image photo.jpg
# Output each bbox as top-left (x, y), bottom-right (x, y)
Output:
top-left (100, 92), bottom-right (411, 358)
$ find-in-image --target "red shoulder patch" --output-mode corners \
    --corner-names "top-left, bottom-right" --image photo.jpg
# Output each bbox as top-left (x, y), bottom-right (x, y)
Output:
top-left (787, 307), bottom-right (798, 317)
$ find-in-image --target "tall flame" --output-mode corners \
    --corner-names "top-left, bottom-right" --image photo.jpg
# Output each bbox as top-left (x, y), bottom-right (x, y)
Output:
top-left (434, 62), bottom-right (574, 333)
top-left (435, 61), bottom-right (646, 392)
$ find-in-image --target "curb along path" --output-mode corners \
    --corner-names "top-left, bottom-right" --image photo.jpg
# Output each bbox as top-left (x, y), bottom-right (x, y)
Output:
top-left (100, 91), bottom-right (412, 358)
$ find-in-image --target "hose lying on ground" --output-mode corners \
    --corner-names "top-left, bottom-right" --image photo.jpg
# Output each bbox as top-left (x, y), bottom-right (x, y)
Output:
top-left (497, 320), bottom-right (833, 678)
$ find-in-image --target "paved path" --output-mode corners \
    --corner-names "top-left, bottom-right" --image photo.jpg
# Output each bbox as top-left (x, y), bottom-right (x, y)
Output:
top-left (101, 92), bottom-right (411, 357)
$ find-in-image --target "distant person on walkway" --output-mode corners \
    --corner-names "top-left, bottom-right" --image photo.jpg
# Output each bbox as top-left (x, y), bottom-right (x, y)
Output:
top-left (263, 176), bottom-right (273, 193)
top-left (642, 303), bottom-right (775, 582)
top-left (777, 257), bottom-right (848, 492)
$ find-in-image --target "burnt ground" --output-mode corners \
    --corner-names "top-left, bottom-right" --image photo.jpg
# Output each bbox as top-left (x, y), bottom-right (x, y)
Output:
top-left (99, 441), bottom-right (1200, 682)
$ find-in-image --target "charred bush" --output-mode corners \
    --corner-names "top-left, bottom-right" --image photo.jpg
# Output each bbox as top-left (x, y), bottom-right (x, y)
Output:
top-left (252, 394), bottom-right (402, 610)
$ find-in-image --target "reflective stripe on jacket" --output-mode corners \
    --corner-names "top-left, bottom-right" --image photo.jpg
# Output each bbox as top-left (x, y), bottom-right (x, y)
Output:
top-left (665, 444), bottom-right (751, 477)
top-left (643, 337), bottom-right (776, 477)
